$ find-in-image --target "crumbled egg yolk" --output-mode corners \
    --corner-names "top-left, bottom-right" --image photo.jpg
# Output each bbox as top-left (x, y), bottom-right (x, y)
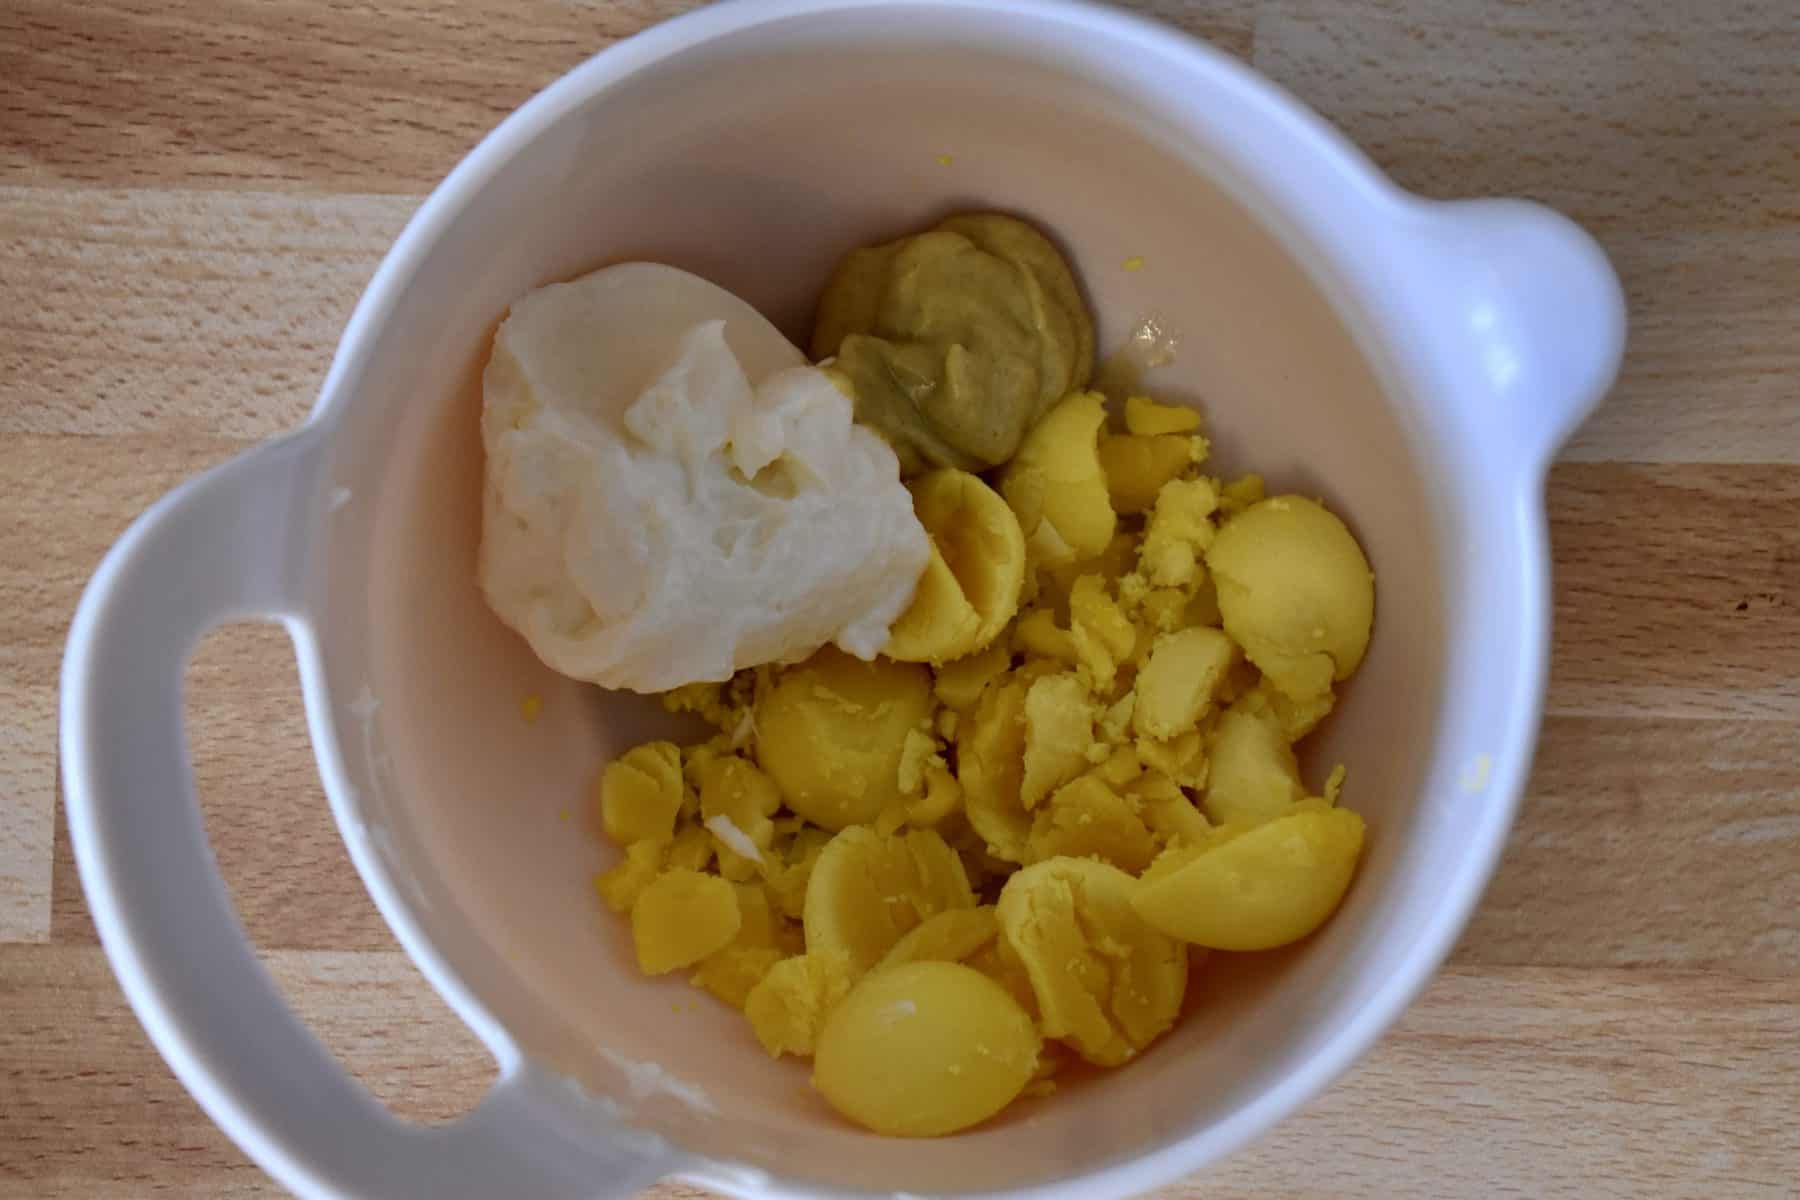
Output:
top-left (592, 386), bottom-right (1374, 1138)
top-left (883, 469), bottom-right (1026, 665)
top-left (1001, 392), bottom-right (1116, 570)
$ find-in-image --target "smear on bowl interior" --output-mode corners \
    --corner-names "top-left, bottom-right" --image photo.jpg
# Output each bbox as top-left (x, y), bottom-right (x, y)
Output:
top-left (477, 213), bottom-right (1376, 1137)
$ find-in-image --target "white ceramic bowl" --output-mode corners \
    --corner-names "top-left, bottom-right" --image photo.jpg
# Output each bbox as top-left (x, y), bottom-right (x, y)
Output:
top-left (61, 1), bottom-right (1625, 1197)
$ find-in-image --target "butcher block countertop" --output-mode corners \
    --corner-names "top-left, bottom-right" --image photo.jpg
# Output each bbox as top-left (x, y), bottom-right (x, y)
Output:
top-left (2, 1), bottom-right (1796, 1196)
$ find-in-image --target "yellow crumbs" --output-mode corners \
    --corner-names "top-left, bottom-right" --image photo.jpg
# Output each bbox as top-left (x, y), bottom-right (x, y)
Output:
top-left (1123, 255), bottom-right (1145, 272)
top-left (592, 386), bottom-right (1376, 1138)
top-left (519, 694), bottom-right (543, 723)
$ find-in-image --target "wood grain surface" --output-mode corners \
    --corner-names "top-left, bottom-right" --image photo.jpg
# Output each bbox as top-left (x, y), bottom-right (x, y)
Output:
top-left (3, 1), bottom-right (1797, 1196)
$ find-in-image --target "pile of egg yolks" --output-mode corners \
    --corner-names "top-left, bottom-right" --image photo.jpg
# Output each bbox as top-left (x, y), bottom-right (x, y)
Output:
top-left (595, 391), bottom-right (1374, 1137)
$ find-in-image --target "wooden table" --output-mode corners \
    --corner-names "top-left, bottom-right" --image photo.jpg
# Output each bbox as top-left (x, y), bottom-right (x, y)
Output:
top-left (3, 1), bottom-right (1796, 1195)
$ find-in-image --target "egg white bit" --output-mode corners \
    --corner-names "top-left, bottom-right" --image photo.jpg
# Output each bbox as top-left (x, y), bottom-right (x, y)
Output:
top-left (704, 814), bottom-right (763, 863)
top-left (729, 706), bottom-right (756, 750)
top-left (1128, 315), bottom-right (1179, 368)
top-left (600, 1048), bottom-right (718, 1116)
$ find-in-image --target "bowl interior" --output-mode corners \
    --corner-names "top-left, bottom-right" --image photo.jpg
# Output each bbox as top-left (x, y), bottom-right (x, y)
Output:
top-left (317, 9), bottom-right (1450, 1194)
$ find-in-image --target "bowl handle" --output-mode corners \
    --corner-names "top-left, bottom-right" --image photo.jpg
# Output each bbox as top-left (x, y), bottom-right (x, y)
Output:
top-left (60, 432), bottom-right (681, 1198)
top-left (1403, 197), bottom-right (1627, 468)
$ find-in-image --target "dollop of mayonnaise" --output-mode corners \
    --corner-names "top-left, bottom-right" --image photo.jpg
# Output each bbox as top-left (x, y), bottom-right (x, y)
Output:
top-left (479, 264), bottom-right (929, 692)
